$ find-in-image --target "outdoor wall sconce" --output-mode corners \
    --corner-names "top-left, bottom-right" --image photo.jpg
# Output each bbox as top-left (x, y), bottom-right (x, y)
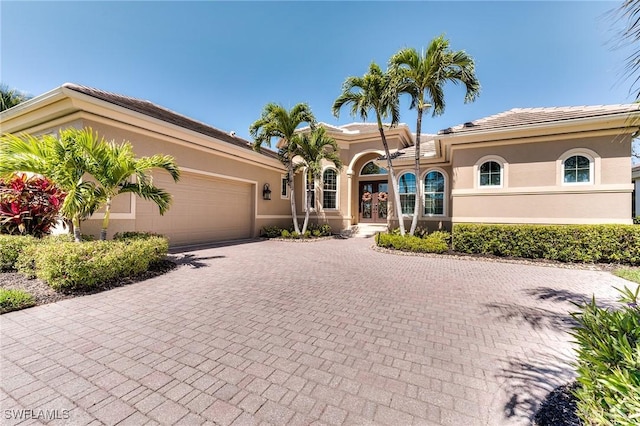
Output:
top-left (262, 183), bottom-right (272, 200)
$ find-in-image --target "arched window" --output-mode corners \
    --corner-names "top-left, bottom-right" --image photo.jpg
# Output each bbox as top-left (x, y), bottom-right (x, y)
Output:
top-left (360, 161), bottom-right (388, 176)
top-left (563, 155), bottom-right (591, 184)
top-left (323, 168), bottom-right (338, 209)
top-left (398, 172), bottom-right (416, 215)
top-left (424, 171), bottom-right (445, 215)
top-left (479, 161), bottom-right (502, 187)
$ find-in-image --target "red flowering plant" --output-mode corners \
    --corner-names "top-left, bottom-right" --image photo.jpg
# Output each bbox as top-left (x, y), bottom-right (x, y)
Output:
top-left (0, 173), bottom-right (66, 237)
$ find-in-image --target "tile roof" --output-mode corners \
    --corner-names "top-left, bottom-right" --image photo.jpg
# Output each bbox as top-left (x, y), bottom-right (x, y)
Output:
top-left (439, 104), bottom-right (640, 135)
top-left (62, 83), bottom-right (277, 159)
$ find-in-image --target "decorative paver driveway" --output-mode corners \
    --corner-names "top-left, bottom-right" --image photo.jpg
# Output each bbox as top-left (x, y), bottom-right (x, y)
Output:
top-left (1, 237), bottom-right (625, 425)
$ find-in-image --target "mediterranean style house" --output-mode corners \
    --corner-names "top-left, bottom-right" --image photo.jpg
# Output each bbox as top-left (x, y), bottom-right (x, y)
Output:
top-left (1, 83), bottom-right (638, 246)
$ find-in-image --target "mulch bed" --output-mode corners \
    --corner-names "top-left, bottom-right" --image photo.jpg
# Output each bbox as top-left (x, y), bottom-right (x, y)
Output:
top-left (534, 382), bottom-right (582, 426)
top-left (0, 260), bottom-right (176, 311)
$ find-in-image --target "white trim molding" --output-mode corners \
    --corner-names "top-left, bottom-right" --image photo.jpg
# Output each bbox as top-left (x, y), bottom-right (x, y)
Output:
top-left (475, 155), bottom-right (508, 189)
top-left (422, 167), bottom-right (449, 218)
top-left (556, 148), bottom-right (600, 186)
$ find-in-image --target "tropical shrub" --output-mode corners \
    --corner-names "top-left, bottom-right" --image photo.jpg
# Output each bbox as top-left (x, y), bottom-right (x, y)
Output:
top-left (113, 231), bottom-right (163, 240)
top-left (0, 234), bottom-right (37, 271)
top-left (308, 223), bottom-right (332, 236)
top-left (376, 231), bottom-right (450, 253)
top-left (571, 286), bottom-right (640, 425)
top-left (16, 236), bottom-right (169, 291)
top-left (0, 173), bottom-right (65, 237)
top-left (634, 216), bottom-right (640, 225)
top-left (280, 229), bottom-right (291, 238)
top-left (0, 289), bottom-right (35, 314)
top-left (261, 226), bottom-right (282, 238)
top-left (452, 224), bottom-right (640, 264)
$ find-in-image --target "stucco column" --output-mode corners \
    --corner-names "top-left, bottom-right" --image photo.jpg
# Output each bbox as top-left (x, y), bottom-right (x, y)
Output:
top-left (347, 170), bottom-right (354, 225)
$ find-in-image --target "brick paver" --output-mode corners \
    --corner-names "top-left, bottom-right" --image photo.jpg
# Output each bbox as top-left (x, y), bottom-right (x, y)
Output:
top-left (0, 237), bottom-right (624, 425)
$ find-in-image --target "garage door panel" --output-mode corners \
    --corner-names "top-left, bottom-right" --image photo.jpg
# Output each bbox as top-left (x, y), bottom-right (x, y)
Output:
top-left (136, 172), bottom-right (253, 245)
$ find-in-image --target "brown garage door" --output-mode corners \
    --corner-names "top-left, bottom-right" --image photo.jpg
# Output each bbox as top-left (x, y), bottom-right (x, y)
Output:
top-left (136, 172), bottom-right (253, 246)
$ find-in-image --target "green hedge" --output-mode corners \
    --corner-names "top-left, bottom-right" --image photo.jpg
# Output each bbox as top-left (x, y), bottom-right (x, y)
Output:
top-left (0, 235), bottom-right (38, 271)
top-left (376, 231), bottom-right (450, 254)
top-left (16, 236), bottom-right (169, 291)
top-left (452, 224), bottom-right (640, 264)
top-left (571, 287), bottom-right (640, 424)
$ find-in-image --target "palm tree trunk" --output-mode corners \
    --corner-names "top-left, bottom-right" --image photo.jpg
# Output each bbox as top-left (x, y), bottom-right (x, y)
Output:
top-left (409, 106), bottom-right (423, 235)
top-left (72, 216), bottom-right (82, 243)
top-left (288, 157), bottom-right (301, 234)
top-left (100, 198), bottom-right (111, 241)
top-left (377, 117), bottom-right (406, 236)
top-left (301, 171), bottom-right (312, 234)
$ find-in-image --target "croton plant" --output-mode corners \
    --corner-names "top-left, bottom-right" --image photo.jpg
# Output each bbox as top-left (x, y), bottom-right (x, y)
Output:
top-left (0, 173), bottom-right (66, 237)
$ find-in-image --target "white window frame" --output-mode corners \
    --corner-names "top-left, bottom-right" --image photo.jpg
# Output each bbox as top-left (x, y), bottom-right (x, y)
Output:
top-left (321, 167), bottom-right (339, 210)
top-left (397, 171), bottom-right (417, 216)
top-left (280, 174), bottom-right (289, 199)
top-left (557, 148), bottom-right (598, 186)
top-left (422, 168), bottom-right (447, 217)
top-left (302, 168), bottom-right (316, 212)
top-left (475, 155), bottom-right (508, 189)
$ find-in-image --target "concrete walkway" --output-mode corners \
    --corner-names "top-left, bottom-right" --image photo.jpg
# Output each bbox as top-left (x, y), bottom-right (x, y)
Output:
top-left (0, 237), bottom-right (625, 425)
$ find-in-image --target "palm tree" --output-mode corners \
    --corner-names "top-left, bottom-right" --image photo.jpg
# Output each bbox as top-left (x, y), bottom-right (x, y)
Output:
top-left (0, 129), bottom-right (101, 241)
top-left (0, 84), bottom-right (31, 112)
top-left (250, 103), bottom-right (316, 234)
top-left (79, 129), bottom-right (180, 240)
top-left (291, 127), bottom-right (343, 234)
top-left (332, 62), bottom-right (406, 235)
top-left (611, 1), bottom-right (640, 99)
top-left (391, 35), bottom-right (480, 235)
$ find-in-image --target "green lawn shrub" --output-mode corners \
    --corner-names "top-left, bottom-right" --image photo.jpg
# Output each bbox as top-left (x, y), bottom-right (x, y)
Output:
top-left (113, 231), bottom-right (163, 240)
top-left (571, 286), bottom-right (640, 425)
top-left (261, 226), bottom-right (282, 238)
top-left (452, 224), bottom-right (640, 264)
top-left (309, 223), bottom-right (332, 236)
top-left (376, 231), bottom-right (450, 254)
top-left (0, 288), bottom-right (35, 314)
top-left (16, 236), bottom-right (169, 291)
top-left (0, 235), bottom-right (37, 271)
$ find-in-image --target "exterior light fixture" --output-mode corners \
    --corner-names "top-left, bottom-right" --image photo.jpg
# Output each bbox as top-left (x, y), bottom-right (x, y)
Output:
top-left (262, 183), bottom-right (272, 200)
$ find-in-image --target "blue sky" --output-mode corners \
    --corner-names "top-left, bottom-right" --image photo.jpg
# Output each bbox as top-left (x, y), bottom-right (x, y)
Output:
top-left (1, 1), bottom-right (636, 144)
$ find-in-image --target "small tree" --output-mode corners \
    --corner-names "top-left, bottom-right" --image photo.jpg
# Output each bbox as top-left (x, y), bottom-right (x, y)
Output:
top-left (390, 35), bottom-right (480, 235)
top-left (291, 127), bottom-right (343, 234)
top-left (0, 84), bottom-right (31, 112)
top-left (0, 129), bottom-right (101, 242)
top-left (79, 129), bottom-right (180, 240)
top-left (333, 62), bottom-right (405, 234)
top-left (0, 173), bottom-right (65, 237)
top-left (250, 103), bottom-right (316, 234)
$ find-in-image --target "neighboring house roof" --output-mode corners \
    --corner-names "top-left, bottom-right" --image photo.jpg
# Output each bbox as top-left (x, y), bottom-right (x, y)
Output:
top-left (439, 104), bottom-right (640, 135)
top-left (61, 83), bottom-right (279, 159)
top-left (633, 164), bottom-right (640, 180)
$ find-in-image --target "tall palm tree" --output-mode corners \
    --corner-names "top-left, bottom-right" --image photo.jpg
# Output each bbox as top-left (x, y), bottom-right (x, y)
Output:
top-left (291, 127), bottom-right (343, 234)
top-left (0, 129), bottom-right (101, 241)
top-left (79, 129), bottom-right (180, 240)
top-left (332, 62), bottom-right (406, 235)
top-left (391, 35), bottom-right (480, 235)
top-left (0, 84), bottom-right (31, 112)
top-left (250, 103), bottom-right (316, 234)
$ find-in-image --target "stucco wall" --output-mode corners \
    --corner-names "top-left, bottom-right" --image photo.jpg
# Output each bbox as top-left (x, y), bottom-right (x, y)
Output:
top-left (450, 134), bottom-right (633, 224)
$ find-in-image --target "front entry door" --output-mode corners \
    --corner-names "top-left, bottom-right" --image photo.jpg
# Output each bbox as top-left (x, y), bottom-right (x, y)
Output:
top-left (359, 181), bottom-right (388, 223)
